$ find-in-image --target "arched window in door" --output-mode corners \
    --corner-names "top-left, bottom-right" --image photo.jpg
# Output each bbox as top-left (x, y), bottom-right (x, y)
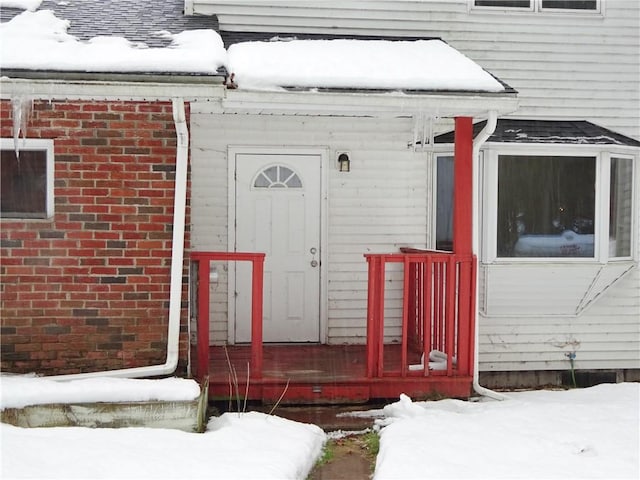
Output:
top-left (253, 164), bottom-right (303, 189)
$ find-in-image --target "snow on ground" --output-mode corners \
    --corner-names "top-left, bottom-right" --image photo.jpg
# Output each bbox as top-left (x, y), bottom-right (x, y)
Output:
top-left (0, 375), bottom-right (326, 479)
top-left (2, 380), bottom-right (637, 479)
top-left (373, 383), bottom-right (640, 479)
top-left (2, 412), bottom-right (325, 480)
top-left (0, 375), bottom-right (201, 409)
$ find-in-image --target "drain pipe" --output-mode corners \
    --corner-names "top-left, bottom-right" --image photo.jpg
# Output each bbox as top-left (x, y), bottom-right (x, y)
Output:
top-left (471, 111), bottom-right (508, 401)
top-left (48, 97), bottom-right (189, 381)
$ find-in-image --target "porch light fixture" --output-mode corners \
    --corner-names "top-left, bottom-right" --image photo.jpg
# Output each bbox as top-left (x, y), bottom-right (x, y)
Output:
top-left (337, 152), bottom-right (350, 172)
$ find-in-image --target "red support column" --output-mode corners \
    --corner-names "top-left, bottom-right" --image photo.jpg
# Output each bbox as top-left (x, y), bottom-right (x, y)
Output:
top-left (453, 116), bottom-right (474, 256)
top-left (251, 257), bottom-right (264, 381)
top-left (196, 259), bottom-right (210, 381)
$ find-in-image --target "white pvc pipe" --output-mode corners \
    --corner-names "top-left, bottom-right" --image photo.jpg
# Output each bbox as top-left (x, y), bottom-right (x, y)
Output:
top-left (471, 111), bottom-right (509, 401)
top-left (48, 98), bottom-right (189, 381)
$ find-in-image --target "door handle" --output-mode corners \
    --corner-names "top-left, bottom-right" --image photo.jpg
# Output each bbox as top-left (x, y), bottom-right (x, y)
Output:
top-left (310, 260), bottom-right (318, 267)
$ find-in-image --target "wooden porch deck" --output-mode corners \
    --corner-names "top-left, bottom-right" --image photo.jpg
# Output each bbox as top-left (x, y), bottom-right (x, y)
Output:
top-left (205, 344), bottom-right (473, 404)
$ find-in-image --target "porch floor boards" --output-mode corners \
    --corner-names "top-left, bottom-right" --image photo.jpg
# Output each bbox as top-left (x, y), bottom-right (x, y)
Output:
top-left (205, 344), bottom-right (472, 403)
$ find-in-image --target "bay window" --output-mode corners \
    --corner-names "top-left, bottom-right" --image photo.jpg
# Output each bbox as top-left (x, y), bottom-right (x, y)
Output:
top-left (496, 155), bottom-right (596, 258)
top-left (483, 147), bottom-right (636, 262)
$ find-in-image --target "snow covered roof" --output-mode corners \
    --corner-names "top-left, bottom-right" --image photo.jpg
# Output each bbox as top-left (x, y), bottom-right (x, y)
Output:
top-left (0, 7), bottom-right (227, 76)
top-left (0, 0), bottom-right (515, 97)
top-left (435, 119), bottom-right (640, 146)
top-left (0, 0), bottom-right (218, 48)
top-left (227, 38), bottom-right (507, 93)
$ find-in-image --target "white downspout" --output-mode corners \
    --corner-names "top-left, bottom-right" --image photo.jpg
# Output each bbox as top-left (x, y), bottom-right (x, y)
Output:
top-left (48, 97), bottom-right (189, 381)
top-left (471, 110), bottom-right (508, 401)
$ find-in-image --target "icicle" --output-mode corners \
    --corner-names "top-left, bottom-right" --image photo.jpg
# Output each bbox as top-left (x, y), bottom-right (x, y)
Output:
top-left (11, 95), bottom-right (33, 158)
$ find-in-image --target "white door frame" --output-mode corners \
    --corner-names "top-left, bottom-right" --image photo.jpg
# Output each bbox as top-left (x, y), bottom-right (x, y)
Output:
top-left (227, 146), bottom-right (329, 344)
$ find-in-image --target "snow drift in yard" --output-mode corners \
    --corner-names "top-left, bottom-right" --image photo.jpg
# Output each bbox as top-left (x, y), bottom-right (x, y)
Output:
top-left (228, 38), bottom-right (506, 92)
top-left (2, 411), bottom-right (325, 479)
top-left (0, 376), bottom-right (200, 409)
top-left (374, 383), bottom-right (639, 479)
top-left (0, 10), bottom-right (227, 73)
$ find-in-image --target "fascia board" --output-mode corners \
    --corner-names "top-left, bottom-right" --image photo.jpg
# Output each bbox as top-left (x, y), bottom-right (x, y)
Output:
top-left (221, 89), bottom-right (519, 118)
top-left (0, 78), bottom-right (226, 102)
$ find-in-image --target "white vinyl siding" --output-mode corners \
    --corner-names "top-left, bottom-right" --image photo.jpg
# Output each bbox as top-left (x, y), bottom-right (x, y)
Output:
top-left (478, 264), bottom-right (640, 371)
top-left (192, 0), bottom-right (640, 140)
top-left (189, 107), bottom-right (429, 345)
top-left (478, 142), bottom-right (639, 372)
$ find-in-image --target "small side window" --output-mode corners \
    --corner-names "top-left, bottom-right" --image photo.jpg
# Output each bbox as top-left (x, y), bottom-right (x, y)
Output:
top-left (540, 0), bottom-right (598, 11)
top-left (474, 0), bottom-right (531, 7)
top-left (0, 139), bottom-right (54, 219)
top-left (609, 157), bottom-right (634, 258)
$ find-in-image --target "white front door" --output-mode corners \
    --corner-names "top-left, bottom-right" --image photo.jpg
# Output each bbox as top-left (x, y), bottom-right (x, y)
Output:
top-left (234, 153), bottom-right (321, 343)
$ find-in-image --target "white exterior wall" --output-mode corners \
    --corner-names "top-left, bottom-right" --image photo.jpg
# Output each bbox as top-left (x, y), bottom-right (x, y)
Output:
top-left (193, 0), bottom-right (640, 140)
top-left (188, 0), bottom-right (640, 373)
top-left (478, 263), bottom-right (640, 372)
top-left (190, 107), bottom-right (430, 344)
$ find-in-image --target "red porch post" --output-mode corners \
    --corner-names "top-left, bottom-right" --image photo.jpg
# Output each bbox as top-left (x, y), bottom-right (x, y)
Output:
top-left (453, 116), bottom-right (474, 256)
top-left (453, 116), bottom-right (476, 380)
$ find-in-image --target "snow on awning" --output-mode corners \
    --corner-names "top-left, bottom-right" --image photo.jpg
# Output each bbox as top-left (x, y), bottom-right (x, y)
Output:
top-left (227, 39), bottom-right (506, 93)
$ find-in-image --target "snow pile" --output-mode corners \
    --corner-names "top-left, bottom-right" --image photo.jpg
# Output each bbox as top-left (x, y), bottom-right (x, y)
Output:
top-left (1, 411), bottom-right (326, 479)
top-left (0, 376), bottom-right (201, 409)
top-left (0, 10), bottom-right (228, 73)
top-left (227, 38), bottom-right (505, 92)
top-left (0, 0), bottom-right (41, 11)
top-left (374, 383), bottom-right (640, 479)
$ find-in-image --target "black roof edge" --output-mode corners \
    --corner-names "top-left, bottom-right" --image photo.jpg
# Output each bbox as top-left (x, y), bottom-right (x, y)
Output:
top-left (219, 30), bottom-right (441, 48)
top-left (0, 69), bottom-right (226, 84)
top-left (434, 119), bottom-right (640, 147)
top-left (282, 86), bottom-right (517, 96)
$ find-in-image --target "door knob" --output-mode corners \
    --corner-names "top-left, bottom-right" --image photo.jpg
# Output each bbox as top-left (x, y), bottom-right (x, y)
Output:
top-left (310, 260), bottom-right (318, 267)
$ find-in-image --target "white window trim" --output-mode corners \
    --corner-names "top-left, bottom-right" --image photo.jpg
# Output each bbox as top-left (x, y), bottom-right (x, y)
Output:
top-left (431, 149), bottom-right (454, 250)
top-left (0, 138), bottom-right (55, 220)
top-left (481, 143), bottom-right (637, 264)
top-left (604, 152), bottom-right (637, 261)
top-left (469, 0), bottom-right (604, 16)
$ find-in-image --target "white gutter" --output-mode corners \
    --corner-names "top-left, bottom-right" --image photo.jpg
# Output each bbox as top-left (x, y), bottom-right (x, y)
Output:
top-left (471, 110), bottom-right (509, 401)
top-left (48, 97), bottom-right (189, 380)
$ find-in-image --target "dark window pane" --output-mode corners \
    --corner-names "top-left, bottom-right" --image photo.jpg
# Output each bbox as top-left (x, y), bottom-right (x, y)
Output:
top-left (609, 158), bottom-right (633, 257)
top-left (1, 149), bottom-right (48, 217)
top-left (436, 156), bottom-right (454, 251)
top-left (541, 0), bottom-right (597, 10)
top-left (497, 155), bottom-right (595, 257)
top-left (475, 0), bottom-right (531, 7)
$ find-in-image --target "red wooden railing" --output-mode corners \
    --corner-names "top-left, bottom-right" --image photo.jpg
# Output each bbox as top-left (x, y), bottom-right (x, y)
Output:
top-left (365, 249), bottom-right (476, 378)
top-left (190, 252), bottom-right (265, 381)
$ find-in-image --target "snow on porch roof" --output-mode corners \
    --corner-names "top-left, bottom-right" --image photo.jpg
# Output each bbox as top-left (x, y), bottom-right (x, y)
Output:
top-left (227, 38), bottom-right (509, 94)
top-left (435, 119), bottom-right (640, 146)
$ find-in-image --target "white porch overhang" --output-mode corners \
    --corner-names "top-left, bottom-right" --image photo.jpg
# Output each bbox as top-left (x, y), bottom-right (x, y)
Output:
top-left (220, 88), bottom-right (519, 118)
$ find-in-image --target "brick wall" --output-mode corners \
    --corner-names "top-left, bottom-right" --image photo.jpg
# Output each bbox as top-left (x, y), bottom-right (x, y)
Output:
top-left (0, 100), bottom-right (191, 375)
